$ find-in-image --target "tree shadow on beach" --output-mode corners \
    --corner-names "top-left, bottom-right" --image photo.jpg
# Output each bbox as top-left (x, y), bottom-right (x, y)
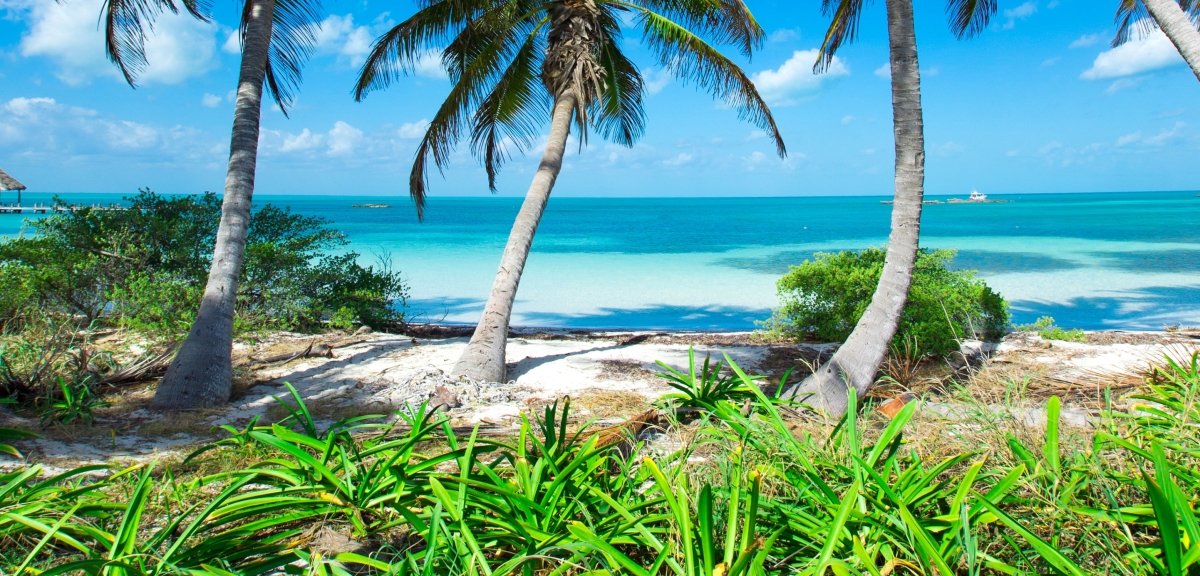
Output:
top-left (1009, 284), bottom-right (1200, 330)
top-left (404, 296), bottom-right (486, 324)
top-left (506, 341), bottom-right (636, 380)
top-left (240, 336), bottom-right (462, 401)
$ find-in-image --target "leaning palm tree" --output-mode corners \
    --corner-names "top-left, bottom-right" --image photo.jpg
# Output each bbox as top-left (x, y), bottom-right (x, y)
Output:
top-left (356, 0), bottom-right (786, 383)
top-left (782, 0), bottom-right (995, 415)
top-left (1114, 0), bottom-right (1200, 82)
top-left (104, 0), bottom-right (323, 409)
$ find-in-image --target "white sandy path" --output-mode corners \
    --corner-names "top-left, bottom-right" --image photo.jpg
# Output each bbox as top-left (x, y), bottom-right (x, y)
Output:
top-left (224, 334), bottom-right (771, 427)
top-left (5, 330), bottom-right (1194, 474)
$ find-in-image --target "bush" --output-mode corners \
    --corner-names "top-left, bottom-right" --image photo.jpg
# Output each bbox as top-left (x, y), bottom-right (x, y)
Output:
top-left (0, 190), bottom-right (408, 337)
top-left (1020, 315), bottom-right (1087, 342)
top-left (768, 248), bottom-right (1009, 357)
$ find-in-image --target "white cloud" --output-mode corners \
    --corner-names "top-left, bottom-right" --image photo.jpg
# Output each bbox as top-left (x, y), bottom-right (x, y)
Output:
top-left (661, 152), bottom-right (694, 168)
top-left (1035, 139), bottom-right (1105, 167)
top-left (742, 150), bottom-right (768, 171)
top-left (841, 115), bottom-right (855, 125)
top-left (751, 49), bottom-right (848, 105)
top-left (107, 120), bottom-right (158, 150)
top-left (327, 121), bottom-right (364, 156)
top-left (1070, 33), bottom-right (1103, 49)
top-left (413, 50), bottom-right (448, 79)
top-left (314, 14), bottom-right (375, 66)
top-left (1115, 121), bottom-right (1186, 147)
top-left (18, 0), bottom-right (217, 86)
top-left (280, 128), bottom-right (324, 152)
top-left (0, 96), bottom-right (219, 163)
top-left (1002, 2), bottom-right (1037, 29)
top-left (769, 29), bottom-right (800, 44)
top-left (397, 119), bottom-right (430, 139)
top-left (874, 63), bottom-right (890, 79)
top-left (644, 68), bottom-right (671, 95)
top-left (201, 93), bottom-right (222, 108)
top-left (223, 30), bottom-right (241, 54)
top-left (1105, 77), bottom-right (1143, 93)
top-left (935, 141), bottom-right (964, 157)
top-left (1082, 26), bottom-right (1181, 80)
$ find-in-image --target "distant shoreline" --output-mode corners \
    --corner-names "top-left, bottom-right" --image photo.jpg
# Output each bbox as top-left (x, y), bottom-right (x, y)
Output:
top-left (6, 189), bottom-right (1197, 201)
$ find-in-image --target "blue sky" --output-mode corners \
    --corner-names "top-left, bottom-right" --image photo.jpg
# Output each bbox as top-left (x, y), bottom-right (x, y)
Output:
top-left (0, 0), bottom-right (1196, 200)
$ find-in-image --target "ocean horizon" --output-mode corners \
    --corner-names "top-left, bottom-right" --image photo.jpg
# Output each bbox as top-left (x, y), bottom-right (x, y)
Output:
top-left (3, 190), bottom-right (1198, 332)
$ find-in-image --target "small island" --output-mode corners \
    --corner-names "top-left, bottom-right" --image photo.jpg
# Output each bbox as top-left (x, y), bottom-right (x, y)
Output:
top-left (352, 203), bottom-right (391, 209)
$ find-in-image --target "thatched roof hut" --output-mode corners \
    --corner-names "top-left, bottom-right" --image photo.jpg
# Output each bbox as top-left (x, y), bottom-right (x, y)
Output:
top-left (0, 168), bottom-right (27, 205)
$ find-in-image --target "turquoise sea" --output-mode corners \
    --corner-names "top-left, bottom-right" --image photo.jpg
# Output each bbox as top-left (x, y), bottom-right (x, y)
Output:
top-left (2, 191), bottom-right (1198, 331)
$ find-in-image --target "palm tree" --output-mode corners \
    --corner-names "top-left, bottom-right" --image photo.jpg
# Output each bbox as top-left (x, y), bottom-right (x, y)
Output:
top-left (355, 0), bottom-right (786, 383)
top-left (1114, 0), bottom-right (1200, 82)
top-left (781, 0), bottom-right (995, 415)
top-left (105, 0), bottom-right (322, 409)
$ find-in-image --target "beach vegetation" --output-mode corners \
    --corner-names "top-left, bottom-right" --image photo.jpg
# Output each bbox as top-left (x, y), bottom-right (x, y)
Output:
top-left (3, 350), bottom-right (1199, 574)
top-left (0, 191), bottom-right (406, 338)
top-left (1022, 315), bottom-right (1088, 342)
top-left (0, 192), bottom-right (406, 410)
top-left (779, 0), bottom-right (998, 416)
top-left (354, 0), bottom-right (786, 385)
top-left (769, 248), bottom-right (1009, 357)
top-left (100, 0), bottom-right (327, 410)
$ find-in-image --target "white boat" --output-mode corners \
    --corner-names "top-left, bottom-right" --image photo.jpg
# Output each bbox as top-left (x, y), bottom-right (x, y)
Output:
top-left (968, 189), bottom-right (987, 201)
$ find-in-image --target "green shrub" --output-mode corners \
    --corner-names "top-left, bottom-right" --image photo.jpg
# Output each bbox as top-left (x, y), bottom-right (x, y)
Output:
top-left (1021, 315), bottom-right (1087, 342)
top-left (0, 190), bottom-right (408, 336)
top-left (769, 248), bottom-right (1009, 357)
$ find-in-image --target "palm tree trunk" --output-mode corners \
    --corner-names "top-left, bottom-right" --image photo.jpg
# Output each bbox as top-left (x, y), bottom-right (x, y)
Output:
top-left (153, 0), bottom-right (275, 410)
top-left (452, 93), bottom-right (577, 383)
top-left (1143, 0), bottom-right (1200, 82)
top-left (783, 0), bottom-right (925, 416)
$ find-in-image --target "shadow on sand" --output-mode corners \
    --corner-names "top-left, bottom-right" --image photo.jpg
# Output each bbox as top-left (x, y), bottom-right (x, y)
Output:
top-left (1009, 285), bottom-right (1200, 330)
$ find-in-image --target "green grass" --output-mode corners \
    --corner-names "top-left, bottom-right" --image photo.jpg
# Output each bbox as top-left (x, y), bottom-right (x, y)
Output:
top-left (1022, 315), bottom-right (1088, 343)
top-left (2, 351), bottom-right (1198, 575)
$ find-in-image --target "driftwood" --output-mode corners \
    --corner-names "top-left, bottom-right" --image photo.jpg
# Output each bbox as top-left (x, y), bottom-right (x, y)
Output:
top-left (99, 346), bottom-right (177, 387)
top-left (248, 338), bottom-right (371, 366)
top-left (250, 342), bottom-right (334, 365)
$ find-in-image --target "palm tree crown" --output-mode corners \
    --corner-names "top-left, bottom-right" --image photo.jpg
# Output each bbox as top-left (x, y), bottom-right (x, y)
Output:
top-left (1113, 0), bottom-right (1200, 45)
top-left (104, 0), bottom-right (321, 115)
top-left (355, 0), bottom-right (787, 219)
top-left (815, 0), bottom-right (996, 69)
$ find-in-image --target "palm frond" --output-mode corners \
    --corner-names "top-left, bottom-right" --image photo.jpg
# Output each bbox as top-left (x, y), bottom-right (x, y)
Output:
top-left (1113, 0), bottom-right (1151, 46)
top-left (470, 28), bottom-right (551, 191)
top-left (1114, 0), bottom-right (1200, 46)
top-left (354, 0), bottom-right (505, 99)
top-left (405, 10), bottom-right (533, 218)
top-left (816, 0), bottom-right (865, 72)
top-left (102, 0), bottom-right (211, 86)
top-left (945, 0), bottom-right (996, 39)
top-left (445, 1), bottom-right (544, 85)
top-left (636, 7), bottom-right (785, 157)
top-left (593, 39), bottom-right (646, 146)
top-left (242, 0), bottom-right (322, 116)
top-left (627, 0), bottom-right (765, 56)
